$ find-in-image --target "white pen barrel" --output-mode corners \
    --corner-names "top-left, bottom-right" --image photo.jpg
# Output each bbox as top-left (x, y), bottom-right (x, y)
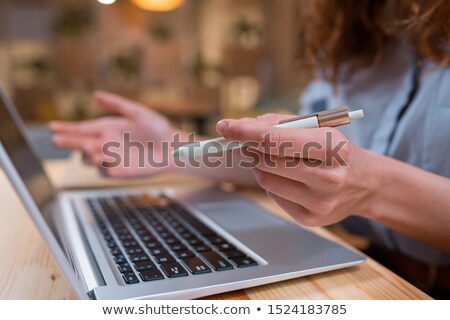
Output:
top-left (175, 137), bottom-right (241, 159)
top-left (274, 116), bottom-right (319, 129)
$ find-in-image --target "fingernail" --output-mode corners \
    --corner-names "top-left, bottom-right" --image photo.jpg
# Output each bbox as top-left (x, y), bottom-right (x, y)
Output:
top-left (216, 120), bottom-right (228, 136)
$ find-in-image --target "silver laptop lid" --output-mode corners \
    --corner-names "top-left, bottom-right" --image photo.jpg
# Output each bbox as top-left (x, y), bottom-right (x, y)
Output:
top-left (0, 88), bottom-right (87, 299)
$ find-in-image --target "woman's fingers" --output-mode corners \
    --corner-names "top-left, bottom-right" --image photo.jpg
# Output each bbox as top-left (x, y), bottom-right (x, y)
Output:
top-left (52, 134), bottom-right (100, 154)
top-left (217, 116), bottom-right (349, 161)
top-left (49, 119), bottom-right (105, 135)
top-left (265, 191), bottom-right (323, 227)
top-left (252, 168), bottom-right (335, 214)
top-left (94, 90), bottom-right (159, 120)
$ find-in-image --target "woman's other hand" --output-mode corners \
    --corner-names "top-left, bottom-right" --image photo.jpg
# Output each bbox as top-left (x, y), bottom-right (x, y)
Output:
top-left (49, 91), bottom-right (176, 178)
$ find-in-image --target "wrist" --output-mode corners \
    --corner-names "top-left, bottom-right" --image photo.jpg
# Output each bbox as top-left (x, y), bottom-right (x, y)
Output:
top-left (352, 148), bottom-right (387, 221)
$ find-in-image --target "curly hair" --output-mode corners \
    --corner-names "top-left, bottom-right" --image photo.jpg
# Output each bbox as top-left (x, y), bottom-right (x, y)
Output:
top-left (298, 0), bottom-right (450, 83)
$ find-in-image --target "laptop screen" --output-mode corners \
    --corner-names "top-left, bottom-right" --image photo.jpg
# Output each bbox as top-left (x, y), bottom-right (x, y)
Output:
top-left (0, 89), bottom-right (55, 212)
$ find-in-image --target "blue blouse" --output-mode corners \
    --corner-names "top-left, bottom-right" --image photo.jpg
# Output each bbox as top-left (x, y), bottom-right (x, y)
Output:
top-left (299, 41), bottom-right (450, 266)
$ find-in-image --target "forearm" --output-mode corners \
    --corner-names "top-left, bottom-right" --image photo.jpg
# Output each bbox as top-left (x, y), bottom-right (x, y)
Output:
top-left (359, 149), bottom-right (450, 253)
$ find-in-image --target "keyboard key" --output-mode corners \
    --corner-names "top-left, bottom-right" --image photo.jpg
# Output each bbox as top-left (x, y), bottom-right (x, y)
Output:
top-left (206, 236), bottom-right (225, 244)
top-left (180, 231), bottom-right (195, 239)
top-left (118, 263), bottom-right (132, 273)
top-left (232, 256), bottom-right (258, 268)
top-left (139, 269), bottom-right (164, 281)
top-left (176, 250), bottom-right (194, 259)
top-left (114, 255), bottom-right (127, 264)
top-left (201, 251), bottom-right (233, 271)
top-left (118, 234), bottom-right (134, 241)
top-left (126, 246), bottom-right (143, 255)
top-left (169, 243), bottom-right (187, 252)
top-left (182, 257), bottom-right (212, 275)
top-left (154, 253), bottom-right (175, 264)
top-left (160, 262), bottom-right (188, 278)
top-left (145, 240), bottom-right (162, 249)
top-left (215, 243), bottom-right (236, 251)
top-left (193, 244), bottom-right (210, 252)
top-left (187, 238), bottom-right (202, 246)
top-left (122, 240), bottom-right (138, 247)
top-left (148, 247), bottom-right (168, 256)
top-left (165, 238), bottom-right (179, 245)
top-left (221, 250), bottom-right (246, 259)
top-left (107, 240), bottom-right (117, 248)
top-left (110, 247), bottom-right (122, 256)
top-left (139, 234), bottom-right (154, 242)
top-left (129, 254), bottom-right (150, 263)
top-left (134, 260), bottom-right (156, 271)
top-left (123, 272), bottom-right (139, 284)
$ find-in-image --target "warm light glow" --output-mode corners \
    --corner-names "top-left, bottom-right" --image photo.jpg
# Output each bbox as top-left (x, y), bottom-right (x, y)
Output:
top-left (97, 0), bottom-right (116, 5)
top-left (130, 0), bottom-right (184, 12)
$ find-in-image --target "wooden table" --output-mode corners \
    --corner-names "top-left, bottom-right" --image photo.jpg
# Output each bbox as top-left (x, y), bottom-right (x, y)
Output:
top-left (0, 160), bottom-right (431, 300)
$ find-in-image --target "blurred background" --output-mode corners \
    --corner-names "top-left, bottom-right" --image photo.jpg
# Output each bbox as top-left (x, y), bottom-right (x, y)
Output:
top-left (0, 0), bottom-right (310, 158)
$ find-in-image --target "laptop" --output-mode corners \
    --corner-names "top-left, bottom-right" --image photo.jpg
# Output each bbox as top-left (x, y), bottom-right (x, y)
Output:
top-left (0, 88), bottom-right (365, 299)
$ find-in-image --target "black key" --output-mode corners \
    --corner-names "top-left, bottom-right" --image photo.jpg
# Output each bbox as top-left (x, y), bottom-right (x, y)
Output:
top-left (154, 253), bottom-right (175, 264)
top-left (139, 234), bottom-right (154, 242)
top-left (215, 243), bottom-right (236, 251)
top-left (114, 255), bottom-right (128, 264)
top-left (160, 262), bottom-right (188, 278)
top-left (123, 272), bottom-right (139, 284)
top-left (145, 240), bottom-right (162, 249)
top-left (165, 238), bottom-right (179, 245)
top-left (159, 231), bottom-right (172, 239)
top-left (107, 240), bottom-right (117, 248)
top-left (118, 262), bottom-right (132, 273)
top-left (118, 234), bottom-right (134, 241)
top-left (153, 225), bottom-right (168, 233)
top-left (129, 254), bottom-right (150, 263)
top-left (196, 225), bottom-right (215, 236)
top-left (110, 247), bottom-right (122, 256)
top-left (187, 238), bottom-right (202, 246)
top-left (201, 251), bottom-right (233, 271)
top-left (169, 243), bottom-right (187, 252)
top-left (134, 260), bottom-right (156, 271)
top-left (176, 250), bottom-right (194, 259)
top-left (232, 256), bottom-right (258, 268)
top-left (180, 231), bottom-right (195, 239)
top-left (103, 234), bottom-right (113, 241)
top-left (221, 250), bottom-right (245, 259)
top-left (174, 226), bottom-right (187, 233)
top-left (126, 246), bottom-right (143, 255)
top-left (182, 257), bottom-right (212, 275)
top-left (122, 240), bottom-right (138, 247)
top-left (148, 247), bottom-right (168, 256)
top-left (139, 269), bottom-right (164, 281)
top-left (206, 236), bottom-right (225, 244)
top-left (193, 244), bottom-right (210, 252)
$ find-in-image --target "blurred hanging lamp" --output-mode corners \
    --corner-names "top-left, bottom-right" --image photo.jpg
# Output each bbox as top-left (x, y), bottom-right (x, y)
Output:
top-left (130, 0), bottom-right (184, 12)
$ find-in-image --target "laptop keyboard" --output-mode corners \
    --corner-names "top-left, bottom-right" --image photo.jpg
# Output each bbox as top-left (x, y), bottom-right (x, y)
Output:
top-left (86, 194), bottom-right (257, 285)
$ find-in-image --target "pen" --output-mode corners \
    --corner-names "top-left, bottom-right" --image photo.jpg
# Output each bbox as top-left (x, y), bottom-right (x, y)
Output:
top-left (172, 106), bottom-right (364, 159)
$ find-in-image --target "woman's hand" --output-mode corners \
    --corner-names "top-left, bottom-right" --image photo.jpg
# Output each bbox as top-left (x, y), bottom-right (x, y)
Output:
top-left (49, 91), bottom-right (176, 178)
top-left (216, 113), bottom-right (376, 227)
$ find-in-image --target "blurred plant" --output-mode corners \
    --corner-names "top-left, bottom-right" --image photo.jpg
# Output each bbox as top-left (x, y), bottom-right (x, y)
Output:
top-left (106, 48), bottom-right (140, 85)
top-left (150, 23), bottom-right (174, 42)
top-left (191, 53), bottom-right (223, 88)
top-left (231, 17), bottom-right (263, 49)
top-left (54, 8), bottom-right (93, 38)
top-left (22, 56), bottom-right (53, 79)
